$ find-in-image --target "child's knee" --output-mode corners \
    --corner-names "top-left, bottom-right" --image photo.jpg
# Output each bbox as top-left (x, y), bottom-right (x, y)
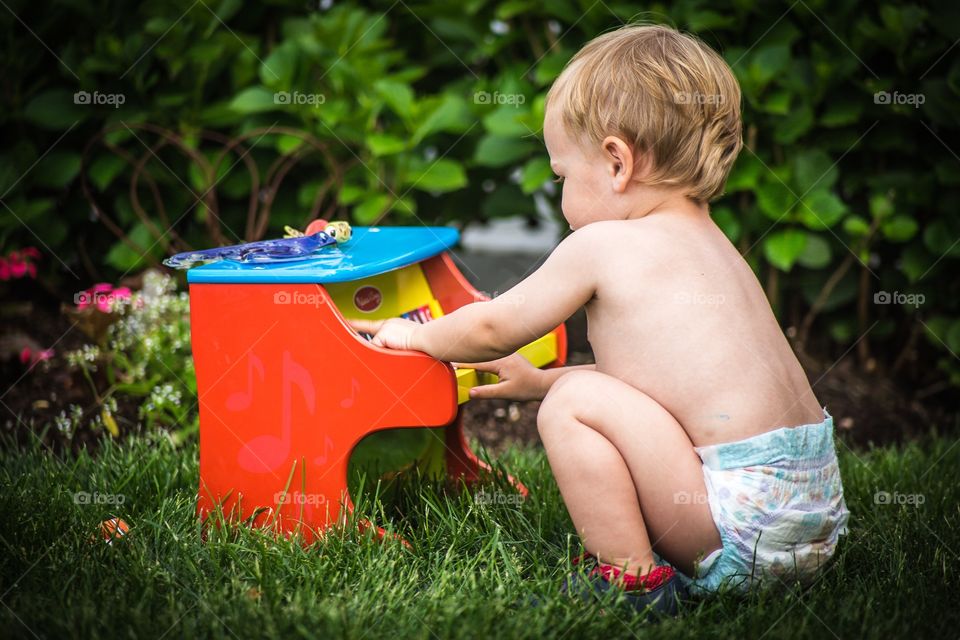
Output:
top-left (537, 370), bottom-right (597, 436)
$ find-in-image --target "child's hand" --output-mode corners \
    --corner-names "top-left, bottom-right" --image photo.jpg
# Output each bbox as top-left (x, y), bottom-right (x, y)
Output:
top-left (455, 353), bottom-right (545, 401)
top-left (349, 318), bottom-right (419, 350)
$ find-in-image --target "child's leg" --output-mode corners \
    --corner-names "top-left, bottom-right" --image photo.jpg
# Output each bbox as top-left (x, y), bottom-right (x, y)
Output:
top-left (537, 370), bottom-right (722, 577)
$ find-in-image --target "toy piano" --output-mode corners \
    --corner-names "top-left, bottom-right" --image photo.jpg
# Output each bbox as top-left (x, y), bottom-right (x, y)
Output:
top-left (187, 226), bottom-right (567, 542)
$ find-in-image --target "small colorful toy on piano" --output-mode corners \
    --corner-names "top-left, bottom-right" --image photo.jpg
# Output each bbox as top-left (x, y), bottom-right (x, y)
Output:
top-left (182, 224), bottom-right (567, 544)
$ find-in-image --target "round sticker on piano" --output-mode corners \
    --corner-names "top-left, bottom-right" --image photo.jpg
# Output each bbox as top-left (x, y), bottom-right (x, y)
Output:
top-left (353, 285), bottom-right (382, 312)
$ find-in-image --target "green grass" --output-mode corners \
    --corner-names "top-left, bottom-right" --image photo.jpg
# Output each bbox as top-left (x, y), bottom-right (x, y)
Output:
top-left (1, 431), bottom-right (958, 639)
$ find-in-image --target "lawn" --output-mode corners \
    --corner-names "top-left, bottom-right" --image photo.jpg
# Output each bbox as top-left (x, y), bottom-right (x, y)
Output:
top-left (1, 430), bottom-right (958, 639)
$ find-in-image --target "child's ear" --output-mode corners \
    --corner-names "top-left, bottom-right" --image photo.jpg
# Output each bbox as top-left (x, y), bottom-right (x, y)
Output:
top-left (601, 136), bottom-right (639, 193)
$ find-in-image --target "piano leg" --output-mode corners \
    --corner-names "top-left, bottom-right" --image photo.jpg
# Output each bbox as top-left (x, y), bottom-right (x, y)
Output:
top-left (444, 410), bottom-right (529, 497)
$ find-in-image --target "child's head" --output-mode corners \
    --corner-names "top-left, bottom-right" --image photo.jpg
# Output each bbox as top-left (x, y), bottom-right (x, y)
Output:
top-left (544, 24), bottom-right (742, 229)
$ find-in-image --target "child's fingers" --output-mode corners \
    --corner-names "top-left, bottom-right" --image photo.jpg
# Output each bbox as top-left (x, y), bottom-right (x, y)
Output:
top-left (349, 318), bottom-right (383, 334)
top-left (468, 381), bottom-right (510, 400)
top-left (460, 359), bottom-right (500, 373)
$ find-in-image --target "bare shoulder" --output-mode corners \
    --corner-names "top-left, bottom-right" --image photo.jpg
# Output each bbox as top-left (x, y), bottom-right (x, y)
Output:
top-left (562, 219), bottom-right (676, 267)
top-left (563, 219), bottom-right (666, 250)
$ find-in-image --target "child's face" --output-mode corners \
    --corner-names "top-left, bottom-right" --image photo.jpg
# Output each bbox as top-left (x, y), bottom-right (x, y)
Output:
top-left (544, 107), bottom-right (635, 230)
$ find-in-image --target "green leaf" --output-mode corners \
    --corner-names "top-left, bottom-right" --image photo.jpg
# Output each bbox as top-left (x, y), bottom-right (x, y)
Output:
top-left (88, 154), bottom-right (126, 191)
top-left (339, 184), bottom-right (365, 205)
top-left (405, 158), bottom-right (467, 193)
top-left (725, 154), bottom-right (763, 192)
top-left (105, 222), bottom-right (163, 271)
top-left (762, 90), bottom-right (792, 115)
top-left (204, 0), bottom-right (242, 36)
top-left (366, 134), bottom-right (408, 156)
top-left (474, 135), bottom-right (536, 168)
top-left (755, 179), bottom-right (795, 220)
top-left (413, 95), bottom-right (472, 142)
top-left (33, 151), bottom-right (81, 189)
top-left (276, 134), bottom-right (305, 155)
top-left (763, 229), bottom-right (808, 271)
top-left (881, 215), bottom-right (918, 242)
top-left (948, 320), bottom-right (960, 354)
top-left (798, 190), bottom-right (847, 230)
top-left (900, 244), bottom-right (932, 282)
top-left (353, 194), bottom-right (392, 224)
top-left (793, 149), bottom-right (837, 193)
top-left (869, 193), bottom-right (894, 220)
top-left (495, 0), bottom-right (536, 20)
top-left (712, 206), bottom-right (741, 243)
top-left (922, 315), bottom-right (952, 350)
top-left (482, 106), bottom-right (531, 137)
top-left (797, 233), bottom-right (832, 269)
top-left (23, 89), bottom-right (86, 130)
top-left (374, 80), bottom-right (415, 121)
top-left (774, 104), bottom-right (814, 144)
top-left (843, 215), bottom-right (871, 236)
top-left (686, 10), bottom-right (736, 31)
top-left (748, 45), bottom-right (791, 87)
top-left (923, 221), bottom-right (960, 256)
top-left (519, 157), bottom-right (553, 194)
top-left (229, 87), bottom-right (278, 114)
top-left (534, 51), bottom-right (572, 85)
top-left (481, 183), bottom-right (535, 218)
top-left (820, 99), bottom-right (863, 127)
top-left (260, 42), bottom-right (298, 87)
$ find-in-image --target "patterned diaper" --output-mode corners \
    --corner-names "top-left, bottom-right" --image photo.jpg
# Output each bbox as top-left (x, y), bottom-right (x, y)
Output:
top-left (677, 409), bottom-right (850, 595)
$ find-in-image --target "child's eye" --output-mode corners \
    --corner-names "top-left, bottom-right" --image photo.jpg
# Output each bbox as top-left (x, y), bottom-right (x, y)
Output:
top-left (552, 176), bottom-right (564, 184)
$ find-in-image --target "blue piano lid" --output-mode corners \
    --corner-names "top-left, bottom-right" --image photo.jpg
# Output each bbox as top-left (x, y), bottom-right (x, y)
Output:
top-left (186, 226), bottom-right (460, 284)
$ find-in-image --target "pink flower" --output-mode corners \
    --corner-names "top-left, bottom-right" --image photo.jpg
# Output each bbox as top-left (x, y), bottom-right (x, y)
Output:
top-left (77, 283), bottom-right (132, 312)
top-left (19, 347), bottom-right (54, 366)
top-left (0, 248), bottom-right (40, 280)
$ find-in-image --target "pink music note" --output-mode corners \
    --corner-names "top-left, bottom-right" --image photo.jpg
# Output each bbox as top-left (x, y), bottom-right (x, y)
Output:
top-left (226, 353), bottom-right (265, 411)
top-left (238, 350), bottom-right (315, 473)
top-left (314, 435), bottom-right (335, 465)
top-left (340, 377), bottom-right (360, 408)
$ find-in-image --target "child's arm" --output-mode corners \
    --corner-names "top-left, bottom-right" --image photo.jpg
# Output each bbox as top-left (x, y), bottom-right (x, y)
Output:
top-left (350, 228), bottom-right (599, 362)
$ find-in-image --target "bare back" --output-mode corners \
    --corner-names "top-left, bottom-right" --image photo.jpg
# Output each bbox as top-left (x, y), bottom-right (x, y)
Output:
top-left (582, 212), bottom-right (823, 447)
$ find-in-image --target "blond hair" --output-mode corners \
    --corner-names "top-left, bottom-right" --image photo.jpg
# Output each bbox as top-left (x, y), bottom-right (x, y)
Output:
top-left (545, 24), bottom-right (742, 202)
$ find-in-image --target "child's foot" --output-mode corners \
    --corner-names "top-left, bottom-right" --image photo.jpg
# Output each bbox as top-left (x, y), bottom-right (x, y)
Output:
top-left (561, 554), bottom-right (687, 618)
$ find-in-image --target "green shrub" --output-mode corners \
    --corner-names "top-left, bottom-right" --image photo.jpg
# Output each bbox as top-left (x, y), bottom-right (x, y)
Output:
top-left (2, 0), bottom-right (958, 389)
